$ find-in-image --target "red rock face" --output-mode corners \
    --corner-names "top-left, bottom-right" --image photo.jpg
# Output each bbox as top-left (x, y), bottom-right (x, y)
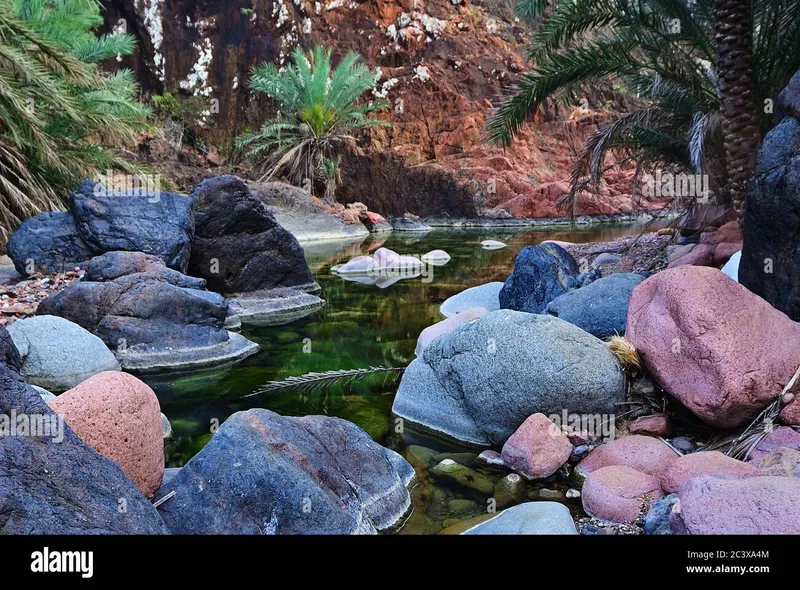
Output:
top-left (48, 371), bottom-right (165, 498)
top-left (627, 266), bottom-right (800, 429)
top-left (101, 0), bottom-right (663, 218)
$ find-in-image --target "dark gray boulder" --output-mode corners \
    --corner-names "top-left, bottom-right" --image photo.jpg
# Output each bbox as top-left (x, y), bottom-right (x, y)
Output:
top-left (740, 95), bottom-right (800, 320)
top-left (643, 493), bottom-right (677, 535)
top-left (499, 243), bottom-right (597, 313)
top-left (70, 180), bottom-right (194, 272)
top-left (0, 351), bottom-right (168, 534)
top-left (155, 409), bottom-right (414, 534)
top-left (392, 310), bottom-right (626, 446)
top-left (546, 273), bottom-right (646, 338)
top-left (37, 251), bottom-right (258, 373)
top-left (188, 175), bottom-right (317, 294)
top-left (6, 211), bottom-right (94, 275)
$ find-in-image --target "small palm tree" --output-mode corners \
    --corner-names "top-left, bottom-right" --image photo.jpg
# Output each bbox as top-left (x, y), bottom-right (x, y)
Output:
top-left (486, 0), bottom-right (800, 212)
top-left (0, 0), bottom-right (152, 241)
top-left (236, 45), bottom-right (390, 200)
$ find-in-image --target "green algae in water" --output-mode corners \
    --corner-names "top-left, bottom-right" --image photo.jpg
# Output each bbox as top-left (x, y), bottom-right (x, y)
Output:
top-left (146, 224), bottom-right (663, 528)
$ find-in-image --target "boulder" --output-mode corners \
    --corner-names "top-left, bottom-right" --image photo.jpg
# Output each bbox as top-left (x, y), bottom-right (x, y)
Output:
top-left (421, 249), bottom-right (451, 265)
top-left (499, 243), bottom-right (588, 313)
top-left (70, 179), bottom-right (194, 271)
top-left (7, 315), bottom-right (120, 392)
top-left (740, 89), bottom-right (800, 321)
top-left (360, 210), bottom-right (392, 233)
top-left (660, 451), bottom-right (760, 493)
top-left (250, 181), bottom-right (370, 241)
top-left (626, 266), bottom-right (800, 428)
top-left (500, 413), bottom-right (573, 479)
top-left (643, 493), bottom-right (678, 535)
top-left (37, 251), bottom-right (258, 373)
top-left (0, 357), bottom-right (167, 534)
top-left (440, 282), bottom-right (503, 318)
top-left (576, 435), bottom-right (678, 480)
top-left (747, 427), bottom-right (800, 463)
top-left (480, 240), bottom-right (507, 250)
top-left (155, 409), bottom-right (414, 534)
top-left (546, 273), bottom-right (645, 338)
top-left (188, 175), bottom-right (317, 294)
top-left (415, 306), bottom-right (488, 356)
top-left (582, 465), bottom-right (663, 523)
top-left (226, 288), bottom-right (325, 326)
top-left (6, 211), bottom-right (94, 275)
top-left (462, 502), bottom-right (577, 534)
top-left (671, 476), bottom-right (800, 534)
top-left (48, 371), bottom-right (164, 497)
top-left (667, 243), bottom-right (714, 268)
top-left (393, 310), bottom-right (626, 446)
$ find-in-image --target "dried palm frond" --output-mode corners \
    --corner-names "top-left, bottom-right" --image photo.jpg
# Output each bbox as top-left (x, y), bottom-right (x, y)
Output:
top-left (245, 366), bottom-right (406, 398)
top-left (606, 335), bottom-right (642, 373)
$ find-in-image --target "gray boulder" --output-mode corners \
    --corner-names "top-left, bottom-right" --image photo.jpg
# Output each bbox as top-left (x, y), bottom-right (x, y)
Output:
top-left (155, 409), bottom-right (414, 534)
top-left (392, 310), bottom-right (626, 446)
top-left (70, 180), bottom-right (194, 272)
top-left (36, 252), bottom-right (258, 373)
top-left (7, 315), bottom-right (120, 392)
top-left (546, 273), bottom-right (645, 338)
top-left (6, 211), bottom-right (94, 275)
top-left (740, 85), bottom-right (800, 320)
top-left (0, 355), bottom-right (168, 534)
top-left (462, 502), bottom-right (577, 534)
top-left (644, 493), bottom-right (678, 535)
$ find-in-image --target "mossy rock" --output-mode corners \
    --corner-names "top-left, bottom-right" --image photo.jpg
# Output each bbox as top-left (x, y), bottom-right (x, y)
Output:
top-left (431, 459), bottom-right (495, 495)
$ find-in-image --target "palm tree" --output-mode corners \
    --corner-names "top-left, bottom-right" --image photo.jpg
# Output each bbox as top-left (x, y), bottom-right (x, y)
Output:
top-left (0, 0), bottom-right (152, 241)
top-left (486, 0), bottom-right (800, 213)
top-left (236, 45), bottom-right (390, 201)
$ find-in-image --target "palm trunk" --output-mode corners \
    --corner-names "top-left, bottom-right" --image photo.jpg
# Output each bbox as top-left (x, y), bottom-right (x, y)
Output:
top-left (713, 0), bottom-right (761, 213)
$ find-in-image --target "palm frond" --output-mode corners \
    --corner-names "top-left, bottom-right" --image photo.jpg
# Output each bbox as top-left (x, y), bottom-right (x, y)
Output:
top-left (245, 366), bottom-right (406, 398)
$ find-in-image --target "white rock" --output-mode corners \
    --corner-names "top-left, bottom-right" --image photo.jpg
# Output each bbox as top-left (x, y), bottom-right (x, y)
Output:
top-left (722, 250), bottom-right (741, 282)
top-left (480, 240), bottom-right (507, 250)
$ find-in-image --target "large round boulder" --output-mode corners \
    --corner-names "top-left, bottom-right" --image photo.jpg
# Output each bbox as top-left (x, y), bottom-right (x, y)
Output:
top-left (48, 371), bottom-right (165, 498)
top-left (546, 272), bottom-right (645, 338)
top-left (626, 266), bottom-right (800, 428)
top-left (6, 211), bottom-right (94, 275)
top-left (392, 310), bottom-right (626, 446)
top-left (7, 315), bottom-right (120, 392)
top-left (155, 409), bottom-right (414, 534)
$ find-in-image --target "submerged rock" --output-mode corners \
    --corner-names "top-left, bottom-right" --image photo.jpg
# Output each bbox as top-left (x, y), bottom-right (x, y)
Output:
top-left (156, 409), bottom-right (414, 534)
top-left (37, 251), bottom-right (258, 373)
top-left (7, 315), bottom-right (120, 392)
top-left (48, 371), bottom-right (165, 497)
top-left (494, 473), bottom-right (527, 509)
top-left (227, 287), bottom-right (325, 326)
top-left (439, 282), bottom-right (503, 318)
top-left (462, 502), bottom-right (577, 534)
top-left (546, 272), bottom-right (645, 338)
top-left (393, 310), bottom-right (626, 446)
top-left (626, 266), bottom-right (800, 428)
top-left (0, 351), bottom-right (168, 534)
top-left (188, 175), bottom-right (317, 294)
top-left (431, 459), bottom-right (495, 495)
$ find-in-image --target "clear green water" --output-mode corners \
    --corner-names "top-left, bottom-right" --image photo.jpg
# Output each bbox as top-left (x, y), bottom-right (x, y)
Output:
top-left (150, 223), bottom-right (658, 532)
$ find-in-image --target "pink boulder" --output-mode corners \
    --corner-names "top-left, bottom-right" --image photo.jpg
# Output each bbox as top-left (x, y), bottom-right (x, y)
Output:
top-left (626, 266), bottom-right (800, 428)
top-left (501, 413), bottom-right (573, 479)
top-left (628, 414), bottom-right (673, 437)
top-left (660, 451), bottom-right (760, 493)
top-left (747, 427), bottom-right (800, 464)
top-left (671, 476), bottom-right (800, 534)
top-left (415, 307), bottom-right (488, 356)
top-left (48, 371), bottom-right (165, 497)
top-left (667, 243), bottom-right (714, 268)
top-left (576, 435), bottom-right (679, 480)
top-left (780, 397), bottom-right (800, 426)
top-left (582, 465), bottom-right (663, 523)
